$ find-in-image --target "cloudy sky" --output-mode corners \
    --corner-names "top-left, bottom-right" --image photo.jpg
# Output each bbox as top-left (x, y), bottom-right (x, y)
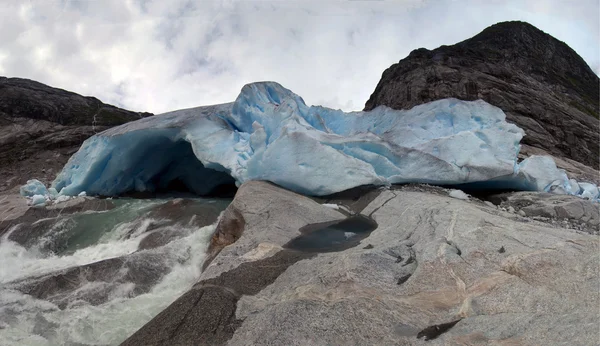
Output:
top-left (1, 0), bottom-right (598, 114)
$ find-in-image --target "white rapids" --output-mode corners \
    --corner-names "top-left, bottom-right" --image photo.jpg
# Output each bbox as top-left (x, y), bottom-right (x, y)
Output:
top-left (0, 198), bottom-right (223, 345)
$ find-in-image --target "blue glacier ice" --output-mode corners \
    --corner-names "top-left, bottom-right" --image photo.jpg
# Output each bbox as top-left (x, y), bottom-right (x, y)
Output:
top-left (48, 82), bottom-right (598, 200)
top-left (20, 179), bottom-right (48, 197)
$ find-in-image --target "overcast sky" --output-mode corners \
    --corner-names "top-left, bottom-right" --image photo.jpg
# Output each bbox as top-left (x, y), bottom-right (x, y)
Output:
top-left (1, 0), bottom-right (598, 114)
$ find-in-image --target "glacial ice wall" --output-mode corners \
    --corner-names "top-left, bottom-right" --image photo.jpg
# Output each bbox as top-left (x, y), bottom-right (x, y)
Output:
top-left (45, 82), bottom-right (598, 199)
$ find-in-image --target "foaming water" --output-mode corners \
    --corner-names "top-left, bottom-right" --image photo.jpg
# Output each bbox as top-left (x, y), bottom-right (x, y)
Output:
top-left (0, 199), bottom-right (162, 283)
top-left (0, 233), bottom-right (143, 284)
top-left (0, 198), bottom-right (224, 345)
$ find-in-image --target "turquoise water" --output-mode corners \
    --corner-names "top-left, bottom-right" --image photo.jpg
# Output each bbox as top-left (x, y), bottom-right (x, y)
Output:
top-left (0, 197), bottom-right (229, 345)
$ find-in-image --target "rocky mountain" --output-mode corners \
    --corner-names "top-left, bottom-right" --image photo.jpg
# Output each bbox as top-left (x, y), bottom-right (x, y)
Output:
top-left (118, 21), bottom-right (600, 345)
top-left (0, 77), bottom-right (152, 126)
top-left (1, 20), bottom-right (599, 346)
top-left (365, 21), bottom-right (599, 182)
top-left (0, 77), bottom-right (152, 191)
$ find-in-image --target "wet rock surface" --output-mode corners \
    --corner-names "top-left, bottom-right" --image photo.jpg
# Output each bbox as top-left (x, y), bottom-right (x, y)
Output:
top-left (364, 21), bottom-right (599, 179)
top-left (146, 198), bottom-right (225, 228)
top-left (9, 252), bottom-right (171, 308)
top-left (137, 198), bottom-right (227, 250)
top-left (124, 181), bottom-right (599, 345)
top-left (3, 197), bottom-right (229, 316)
top-left (121, 250), bottom-right (316, 346)
top-left (122, 181), bottom-right (346, 345)
top-left (1, 197), bottom-right (116, 240)
top-left (2, 197), bottom-right (228, 253)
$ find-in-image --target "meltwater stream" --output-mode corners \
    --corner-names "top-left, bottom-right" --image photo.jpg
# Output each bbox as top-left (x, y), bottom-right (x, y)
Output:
top-left (0, 197), bottom-right (229, 345)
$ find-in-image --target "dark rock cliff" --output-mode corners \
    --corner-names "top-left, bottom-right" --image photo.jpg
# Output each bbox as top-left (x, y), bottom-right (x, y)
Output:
top-left (0, 77), bottom-right (151, 126)
top-left (365, 21), bottom-right (599, 174)
top-left (0, 77), bottom-right (152, 191)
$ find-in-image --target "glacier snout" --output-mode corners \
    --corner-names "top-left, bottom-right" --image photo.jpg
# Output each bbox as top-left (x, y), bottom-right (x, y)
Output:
top-left (47, 82), bottom-right (597, 200)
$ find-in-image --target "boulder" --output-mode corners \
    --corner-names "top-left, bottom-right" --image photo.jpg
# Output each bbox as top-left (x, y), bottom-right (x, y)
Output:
top-left (230, 189), bottom-right (599, 345)
top-left (489, 191), bottom-right (600, 231)
top-left (123, 182), bottom-right (599, 345)
top-left (9, 253), bottom-right (170, 309)
top-left (122, 181), bottom-right (345, 345)
top-left (203, 181), bottom-right (346, 275)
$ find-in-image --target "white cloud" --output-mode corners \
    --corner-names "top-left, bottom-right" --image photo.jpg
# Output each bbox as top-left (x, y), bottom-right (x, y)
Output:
top-left (0, 0), bottom-right (597, 114)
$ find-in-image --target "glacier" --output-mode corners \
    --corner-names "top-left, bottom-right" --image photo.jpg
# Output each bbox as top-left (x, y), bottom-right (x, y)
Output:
top-left (34, 82), bottom-right (597, 200)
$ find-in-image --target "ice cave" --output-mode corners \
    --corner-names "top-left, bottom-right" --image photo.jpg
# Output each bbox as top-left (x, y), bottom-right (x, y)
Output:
top-left (20, 82), bottom-right (599, 202)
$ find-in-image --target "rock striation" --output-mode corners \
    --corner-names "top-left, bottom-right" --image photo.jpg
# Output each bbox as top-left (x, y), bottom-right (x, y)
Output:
top-left (365, 21), bottom-right (600, 181)
top-left (122, 181), bottom-right (346, 345)
top-left (122, 181), bottom-right (600, 345)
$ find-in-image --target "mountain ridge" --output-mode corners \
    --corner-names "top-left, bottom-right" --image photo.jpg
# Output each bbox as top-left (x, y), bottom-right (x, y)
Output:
top-left (0, 76), bottom-right (152, 126)
top-left (364, 21), bottom-right (600, 173)
top-left (0, 77), bottom-right (153, 192)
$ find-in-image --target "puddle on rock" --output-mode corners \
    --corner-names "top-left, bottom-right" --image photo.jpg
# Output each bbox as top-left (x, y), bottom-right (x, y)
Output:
top-left (284, 215), bottom-right (377, 253)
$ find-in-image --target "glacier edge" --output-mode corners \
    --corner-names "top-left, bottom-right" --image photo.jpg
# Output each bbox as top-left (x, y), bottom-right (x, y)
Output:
top-left (32, 82), bottom-right (598, 201)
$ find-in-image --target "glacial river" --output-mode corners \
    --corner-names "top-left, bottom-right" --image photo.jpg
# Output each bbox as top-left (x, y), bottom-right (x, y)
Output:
top-left (0, 197), bottom-right (229, 345)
